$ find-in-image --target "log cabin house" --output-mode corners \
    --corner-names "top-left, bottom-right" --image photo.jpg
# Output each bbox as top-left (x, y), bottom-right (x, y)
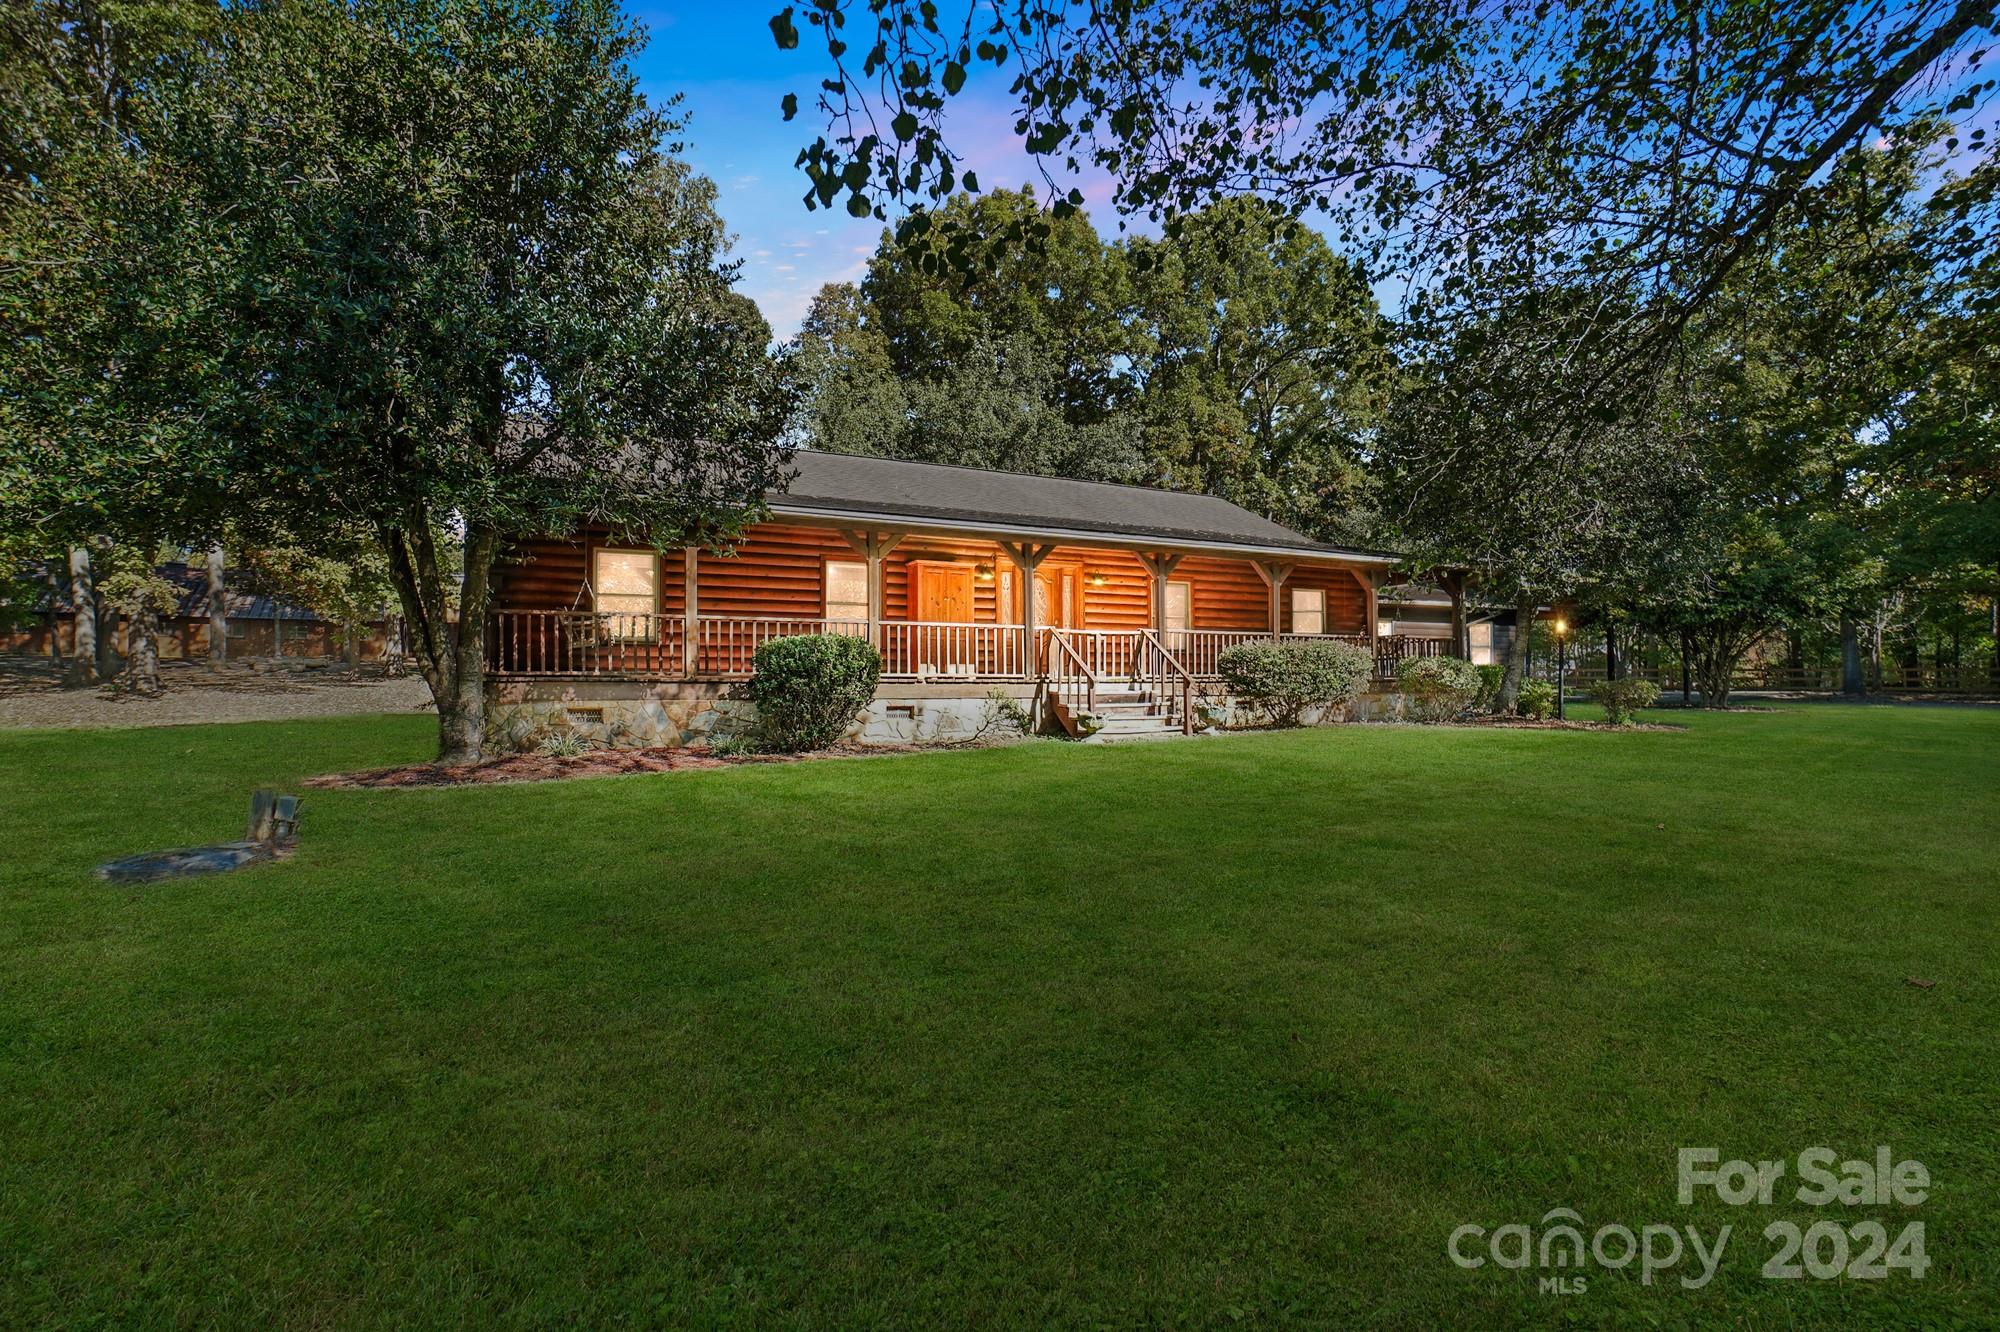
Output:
top-left (487, 451), bottom-right (1437, 744)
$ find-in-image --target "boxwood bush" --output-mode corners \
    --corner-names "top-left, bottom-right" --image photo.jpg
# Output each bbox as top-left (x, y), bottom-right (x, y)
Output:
top-left (1217, 639), bottom-right (1372, 727)
top-left (1592, 676), bottom-right (1662, 725)
top-left (746, 633), bottom-right (882, 752)
top-left (1517, 679), bottom-right (1557, 720)
top-left (1396, 655), bottom-right (1484, 722)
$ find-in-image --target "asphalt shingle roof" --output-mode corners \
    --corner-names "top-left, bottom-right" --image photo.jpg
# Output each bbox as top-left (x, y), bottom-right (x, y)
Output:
top-left (773, 450), bottom-right (1393, 559)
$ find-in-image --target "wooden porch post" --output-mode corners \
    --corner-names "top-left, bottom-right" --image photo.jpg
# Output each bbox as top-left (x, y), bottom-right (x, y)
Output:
top-left (1137, 551), bottom-right (1184, 634)
top-left (839, 529), bottom-right (905, 656)
top-left (1000, 540), bottom-right (1057, 721)
top-left (682, 546), bottom-right (699, 679)
top-left (1252, 561), bottom-right (1295, 638)
top-left (1361, 569), bottom-right (1381, 652)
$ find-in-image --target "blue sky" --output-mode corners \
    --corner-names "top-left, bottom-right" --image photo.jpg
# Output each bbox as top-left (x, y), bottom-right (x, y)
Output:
top-left (625, 3), bottom-right (1115, 337)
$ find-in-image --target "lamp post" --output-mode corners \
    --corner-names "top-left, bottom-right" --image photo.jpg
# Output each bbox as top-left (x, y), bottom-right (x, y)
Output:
top-left (1554, 616), bottom-right (1569, 720)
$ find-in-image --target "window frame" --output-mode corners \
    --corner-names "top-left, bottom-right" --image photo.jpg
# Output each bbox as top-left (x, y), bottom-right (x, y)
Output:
top-left (1164, 579), bottom-right (1194, 633)
top-left (822, 556), bottom-right (870, 627)
top-left (590, 545), bottom-right (660, 642)
top-left (1290, 586), bottom-right (1326, 636)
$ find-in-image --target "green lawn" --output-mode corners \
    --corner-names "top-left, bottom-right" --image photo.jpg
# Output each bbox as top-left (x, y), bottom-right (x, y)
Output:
top-left (2, 706), bottom-right (1995, 1327)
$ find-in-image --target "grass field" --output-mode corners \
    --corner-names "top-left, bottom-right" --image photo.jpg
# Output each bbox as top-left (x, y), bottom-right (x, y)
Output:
top-left (2, 705), bottom-right (1995, 1327)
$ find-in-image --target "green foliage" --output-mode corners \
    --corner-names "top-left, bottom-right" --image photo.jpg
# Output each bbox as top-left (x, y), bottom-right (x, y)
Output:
top-left (792, 190), bottom-right (1390, 539)
top-left (1396, 655), bottom-right (1483, 723)
top-left (1473, 664), bottom-right (1505, 713)
top-left (1216, 639), bottom-right (1372, 728)
top-left (746, 633), bottom-right (883, 752)
top-left (1592, 677), bottom-right (1662, 726)
top-left (1517, 680), bottom-right (1557, 721)
top-left (775, 0), bottom-right (1993, 415)
top-left (2, 0), bottom-right (795, 761)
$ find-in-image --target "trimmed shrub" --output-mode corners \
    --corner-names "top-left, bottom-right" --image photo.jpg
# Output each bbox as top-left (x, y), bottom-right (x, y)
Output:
top-left (1217, 638), bottom-right (1372, 727)
top-left (1473, 663), bottom-right (1505, 713)
top-left (1593, 676), bottom-right (1661, 725)
top-left (1517, 679), bottom-right (1556, 720)
top-left (746, 633), bottom-right (883, 752)
top-left (1397, 655), bottom-right (1483, 723)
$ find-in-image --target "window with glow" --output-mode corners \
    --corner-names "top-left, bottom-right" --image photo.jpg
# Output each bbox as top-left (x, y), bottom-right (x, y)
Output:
top-left (1469, 623), bottom-right (1494, 666)
top-left (593, 549), bottom-right (656, 619)
top-left (825, 560), bottom-right (868, 622)
top-left (1291, 587), bottom-right (1325, 635)
top-left (1165, 581), bottom-right (1192, 632)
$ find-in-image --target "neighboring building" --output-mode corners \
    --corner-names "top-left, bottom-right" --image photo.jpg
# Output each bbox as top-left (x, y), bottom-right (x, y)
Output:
top-left (1375, 582), bottom-right (1526, 667)
top-left (3, 561), bottom-right (391, 662)
top-left (489, 450), bottom-right (1442, 744)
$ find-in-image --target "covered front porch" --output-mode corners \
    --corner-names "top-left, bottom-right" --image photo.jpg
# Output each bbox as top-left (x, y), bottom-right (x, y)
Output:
top-left (487, 519), bottom-right (1437, 737)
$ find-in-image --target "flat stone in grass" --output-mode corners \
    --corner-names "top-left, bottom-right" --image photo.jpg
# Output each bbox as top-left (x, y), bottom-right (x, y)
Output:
top-left (95, 790), bottom-right (300, 883)
top-left (96, 842), bottom-right (284, 883)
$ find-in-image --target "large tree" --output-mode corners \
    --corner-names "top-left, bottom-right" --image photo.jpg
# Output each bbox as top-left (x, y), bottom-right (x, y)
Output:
top-left (3, 0), bottom-right (793, 759)
top-left (1127, 199), bottom-right (1390, 541)
top-left (772, 0), bottom-right (1995, 398)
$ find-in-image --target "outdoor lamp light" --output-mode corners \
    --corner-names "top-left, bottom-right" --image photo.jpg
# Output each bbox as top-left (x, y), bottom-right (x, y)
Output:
top-left (1553, 615), bottom-right (1569, 719)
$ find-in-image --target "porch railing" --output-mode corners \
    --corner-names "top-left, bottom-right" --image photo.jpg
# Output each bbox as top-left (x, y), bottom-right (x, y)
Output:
top-left (878, 620), bottom-right (1026, 680)
top-left (486, 610), bottom-right (686, 678)
top-left (489, 610), bottom-right (1455, 686)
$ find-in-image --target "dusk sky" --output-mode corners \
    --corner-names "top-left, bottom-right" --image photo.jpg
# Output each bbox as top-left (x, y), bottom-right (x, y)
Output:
top-left (625, 3), bottom-right (1123, 337)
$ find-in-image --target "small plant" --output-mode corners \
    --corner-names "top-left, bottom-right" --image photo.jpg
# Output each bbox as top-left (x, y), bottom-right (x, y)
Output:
top-left (1396, 655), bottom-right (1483, 723)
top-left (970, 687), bottom-right (1033, 741)
top-left (537, 728), bottom-right (595, 758)
top-left (707, 732), bottom-right (762, 758)
top-left (1593, 676), bottom-right (1662, 725)
top-left (745, 633), bottom-right (883, 752)
top-left (1473, 663), bottom-right (1505, 713)
top-left (1518, 680), bottom-right (1557, 720)
top-left (1217, 639), bottom-right (1373, 727)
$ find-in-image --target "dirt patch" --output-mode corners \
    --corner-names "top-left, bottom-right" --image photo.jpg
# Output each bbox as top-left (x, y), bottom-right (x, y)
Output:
top-left (307, 741), bottom-right (960, 788)
top-left (0, 657), bottom-right (434, 729)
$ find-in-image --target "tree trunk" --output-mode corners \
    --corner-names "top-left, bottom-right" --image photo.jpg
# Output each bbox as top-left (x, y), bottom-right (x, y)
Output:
top-left (65, 547), bottom-right (97, 687)
top-left (381, 517), bottom-right (500, 764)
top-left (95, 602), bottom-right (118, 681)
top-left (1689, 622), bottom-right (1760, 709)
top-left (1443, 572), bottom-right (1468, 659)
top-left (1679, 629), bottom-right (1692, 704)
top-left (1840, 618), bottom-right (1864, 695)
top-left (42, 561), bottom-right (66, 661)
top-left (1495, 591), bottom-right (1535, 713)
top-left (344, 622), bottom-right (361, 677)
top-left (207, 544), bottom-right (228, 666)
top-left (125, 602), bottom-right (161, 696)
top-left (1604, 620), bottom-right (1620, 682)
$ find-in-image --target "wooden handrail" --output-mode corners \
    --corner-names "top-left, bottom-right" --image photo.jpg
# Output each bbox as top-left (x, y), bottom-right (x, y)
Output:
top-left (1042, 628), bottom-right (1100, 724)
top-left (1139, 628), bottom-right (1198, 734)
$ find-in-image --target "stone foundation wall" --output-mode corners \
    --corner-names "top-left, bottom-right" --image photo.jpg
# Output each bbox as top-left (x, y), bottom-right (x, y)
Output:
top-left (486, 678), bottom-right (1410, 750)
top-left (487, 679), bottom-right (1040, 750)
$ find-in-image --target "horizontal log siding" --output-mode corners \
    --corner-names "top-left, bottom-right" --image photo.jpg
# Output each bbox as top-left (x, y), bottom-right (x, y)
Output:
top-left (695, 525), bottom-right (846, 618)
top-left (1179, 557), bottom-right (1270, 630)
top-left (1288, 565), bottom-right (1368, 634)
top-left (495, 524), bottom-right (1367, 631)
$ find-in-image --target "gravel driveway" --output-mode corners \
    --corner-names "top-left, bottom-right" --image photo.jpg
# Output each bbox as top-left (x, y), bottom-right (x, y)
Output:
top-left (0, 658), bottom-right (435, 729)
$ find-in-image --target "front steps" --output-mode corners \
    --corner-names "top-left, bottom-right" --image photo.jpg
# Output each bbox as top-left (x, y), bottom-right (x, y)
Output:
top-left (1046, 684), bottom-right (1190, 742)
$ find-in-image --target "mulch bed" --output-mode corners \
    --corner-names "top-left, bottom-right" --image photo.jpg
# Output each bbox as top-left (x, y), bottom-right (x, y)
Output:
top-left (306, 741), bottom-right (939, 789)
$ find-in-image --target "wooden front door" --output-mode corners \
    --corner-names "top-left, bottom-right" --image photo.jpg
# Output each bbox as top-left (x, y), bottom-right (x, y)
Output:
top-left (913, 562), bottom-right (977, 676)
top-left (1033, 565), bottom-right (1082, 628)
top-left (916, 563), bottom-right (975, 622)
